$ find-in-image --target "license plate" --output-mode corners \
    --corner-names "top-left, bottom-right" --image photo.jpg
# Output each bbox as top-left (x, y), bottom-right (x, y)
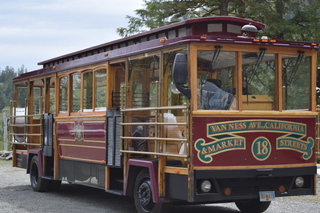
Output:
top-left (259, 191), bottom-right (275, 202)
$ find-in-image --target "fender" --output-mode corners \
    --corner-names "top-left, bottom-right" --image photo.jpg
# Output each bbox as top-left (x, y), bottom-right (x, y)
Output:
top-left (26, 149), bottom-right (43, 176)
top-left (124, 159), bottom-right (168, 203)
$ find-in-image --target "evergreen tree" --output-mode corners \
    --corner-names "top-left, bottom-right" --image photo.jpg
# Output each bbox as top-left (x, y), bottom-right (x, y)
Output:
top-left (117, 0), bottom-right (320, 63)
top-left (117, 0), bottom-right (320, 42)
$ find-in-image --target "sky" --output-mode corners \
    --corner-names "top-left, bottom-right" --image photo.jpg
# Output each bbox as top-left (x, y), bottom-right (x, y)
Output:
top-left (0, 0), bottom-right (144, 72)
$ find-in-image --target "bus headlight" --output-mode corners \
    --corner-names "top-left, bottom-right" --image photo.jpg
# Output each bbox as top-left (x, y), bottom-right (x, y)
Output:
top-left (201, 180), bottom-right (211, 193)
top-left (295, 176), bottom-right (304, 188)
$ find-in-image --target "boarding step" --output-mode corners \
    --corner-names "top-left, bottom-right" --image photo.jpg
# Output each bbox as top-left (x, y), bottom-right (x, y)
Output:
top-left (105, 189), bottom-right (123, 195)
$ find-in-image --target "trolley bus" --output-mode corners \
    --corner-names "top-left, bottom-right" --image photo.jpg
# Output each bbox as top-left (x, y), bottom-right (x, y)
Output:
top-left (10, 16), bottom-right (318, 213)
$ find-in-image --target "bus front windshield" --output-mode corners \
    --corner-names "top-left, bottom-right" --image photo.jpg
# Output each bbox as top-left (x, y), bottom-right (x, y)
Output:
top-left (196, 47), bottom-right (310, 111)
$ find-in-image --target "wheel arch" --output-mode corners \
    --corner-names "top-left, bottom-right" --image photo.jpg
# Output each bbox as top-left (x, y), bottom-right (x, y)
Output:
top-left (124, 159), bottom-right (168, 203)
top-left (27, 149), bottom-right (43, 175)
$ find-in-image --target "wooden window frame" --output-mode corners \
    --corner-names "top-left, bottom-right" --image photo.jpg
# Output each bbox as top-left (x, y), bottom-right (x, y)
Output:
top-left (192, 42), bottom-right (316, 114)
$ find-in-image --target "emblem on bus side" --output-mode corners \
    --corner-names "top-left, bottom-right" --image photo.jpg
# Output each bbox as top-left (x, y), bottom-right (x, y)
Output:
top-left (194, 120), bottom-right (314, 163)
top-left (75, 123), bottom-right (83, 141)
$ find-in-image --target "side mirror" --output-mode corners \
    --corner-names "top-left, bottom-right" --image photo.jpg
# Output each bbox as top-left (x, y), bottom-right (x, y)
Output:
top-left (171, 53), bottom-right (191, 99)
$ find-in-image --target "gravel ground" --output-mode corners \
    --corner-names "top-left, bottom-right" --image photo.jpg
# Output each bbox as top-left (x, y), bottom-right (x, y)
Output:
top-left (0, 160), bottom-right (319, 213)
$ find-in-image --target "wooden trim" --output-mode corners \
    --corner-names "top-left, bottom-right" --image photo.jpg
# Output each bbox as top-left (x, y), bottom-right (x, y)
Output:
top-left (162, 45), bottom-right (188, 54)
top-left (105, 166), bottom-right (110, 190)
top-left (128, 51), bottom-right (160, 60)
top-left (195, 43), bottom-right (315, 56)
top-left (164, 166), bottom-right (188, 175)
top-left (60, 156), bottom-right (103, 163)
top-left (58, 144), bottom-right (105, 149)
top-left (110, 58), bottom-right (126, 64)
top-left (92, 70), bottom-right (96, 112)
top-left (275, 54), bottom-right (282, 111)
top-left (189, 43), bottom-right (197, 111)
top-left (80, 73), bottom-right (84, 112)
top-left (311, 50), bottom-right (317, 112)
top-left (192, 110), bottom-right (318, 118)
top-left (193, 163), bottom-right (317, 170)
top-left (106, 61), bottom-right (113, 110)
top-left (237, 51), bottom-right (242, 111)
top-left (68, 74), bottom-right (72, 116)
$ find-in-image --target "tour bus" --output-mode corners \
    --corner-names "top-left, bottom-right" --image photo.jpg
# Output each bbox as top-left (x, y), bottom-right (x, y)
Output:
top-left (10, 16), bottom-right (318, 213)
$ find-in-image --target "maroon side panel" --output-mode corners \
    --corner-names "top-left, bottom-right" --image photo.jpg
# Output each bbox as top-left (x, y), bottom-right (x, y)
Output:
top-left (56, 120), bottom-right (106, 164)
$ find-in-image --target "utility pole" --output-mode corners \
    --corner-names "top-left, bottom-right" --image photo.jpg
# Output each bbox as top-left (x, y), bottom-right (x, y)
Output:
top-left (3, 109), bottom-right (8, 151)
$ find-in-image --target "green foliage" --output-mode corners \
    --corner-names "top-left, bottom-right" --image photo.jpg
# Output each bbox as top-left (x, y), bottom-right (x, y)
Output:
top-left (117, 0), bottom-right (320, 65)
top-left (0, 65), bottom-right (26, 149)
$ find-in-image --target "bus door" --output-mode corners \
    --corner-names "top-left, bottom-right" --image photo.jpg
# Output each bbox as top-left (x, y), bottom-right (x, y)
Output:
top-left (106, 62), bottom-right (126, 167)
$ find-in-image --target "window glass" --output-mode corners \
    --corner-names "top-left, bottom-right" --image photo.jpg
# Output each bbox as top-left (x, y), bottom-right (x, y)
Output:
top-left (59, 76), bottom-right (68, 113)
top-left (83, 72), bottom-right (93, 112)
top-left (282, 54), bottom-right (310, 110)
top-left (129, 55), bottom-right (160, 108)
top-left (17, 83), bottom-right (28, 109)
top-left (95, 69), bottom-right (107, 111)
top-left (50, 87), bottom-right (55, 114)
top-left (33, 86), bottom-right (45, 117)
top-left (242, 52), bottom-right (275, 111)
top-left (72, 74), bottom-right (81, 112)
top-left (197, 50), bottom-right (237, 110)
top-left (164, 49), bottom-right (188, 114)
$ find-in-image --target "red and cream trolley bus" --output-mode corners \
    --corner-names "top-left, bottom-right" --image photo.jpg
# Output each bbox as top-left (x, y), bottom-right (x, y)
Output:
top-left (10, 17), bottom-right (318, 213)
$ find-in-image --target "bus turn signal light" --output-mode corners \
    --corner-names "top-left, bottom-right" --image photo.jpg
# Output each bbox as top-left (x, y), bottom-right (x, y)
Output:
top-left (224, 187), bottom-right (231, 196)
top-left (279, 185), bottom-right (286, 193)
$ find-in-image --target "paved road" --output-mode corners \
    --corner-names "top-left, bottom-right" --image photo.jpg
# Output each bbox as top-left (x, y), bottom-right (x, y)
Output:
top-left (0, 161), bottom-right (319, 213)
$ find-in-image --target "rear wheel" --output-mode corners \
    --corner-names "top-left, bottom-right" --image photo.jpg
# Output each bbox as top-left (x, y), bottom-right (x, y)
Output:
top-left (30, 156), bottom-right (49, 192)
top-left (134, 169), bottom-right (171, 213)
top-left (235, 199), bottom-right (271, 213)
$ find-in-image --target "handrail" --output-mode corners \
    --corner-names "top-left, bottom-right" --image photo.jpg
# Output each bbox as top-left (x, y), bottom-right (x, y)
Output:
top-left (9, 97), bottom-right (44, 148)
top-left (120, 81), bottom-right (189, 160)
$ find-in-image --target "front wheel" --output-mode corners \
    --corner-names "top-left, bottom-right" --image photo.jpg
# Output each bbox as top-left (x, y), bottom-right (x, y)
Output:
top-left (30, 156), bottom-right (49, 192)
top-left (134, 169), bottom-right (171, 213)
top-left (235, 199), bottom-right (271, 213)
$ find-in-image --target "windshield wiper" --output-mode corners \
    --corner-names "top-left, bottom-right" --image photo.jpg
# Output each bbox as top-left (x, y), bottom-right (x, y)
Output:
top-left (207, 45), bottom-right (222, 74)
top-left (248, 48), bottom-right (267, 83)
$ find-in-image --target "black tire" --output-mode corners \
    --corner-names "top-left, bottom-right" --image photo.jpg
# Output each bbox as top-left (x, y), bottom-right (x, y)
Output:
top-left (235, 199), bottom-right (271, 213)
top-left (30, 156), bottom-right (49, 192)
top-left (48, 180), bottom-right (62, 192)
top-left (134, 169), bottom-right (171, 213)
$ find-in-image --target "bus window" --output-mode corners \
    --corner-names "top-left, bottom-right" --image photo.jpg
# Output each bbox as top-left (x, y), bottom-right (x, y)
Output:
top-left (72, 74), bottom-right (81, 112)
top-left (282, 54), bottom-right (310, 110)
top-left (33, 86), bottom-right (43, 118)
top-left (94, 69), bottom-right (107, 111)
top-left (242, 52), bottom-right (275, 111)
top-left (50, 87), bottom-right (55, 114)
top-left (164, 49), bottom-right (188, 114)
top-left (129, 54), bottom-right (160, 108)
top-left (197, 50), bottom-right (237, 110)
top-left (16, 83), bottom-right (28, 108)
top-left (83, 72), bottom-right (93, 112)
top-left (59, 76), bottom-right (68, 113)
